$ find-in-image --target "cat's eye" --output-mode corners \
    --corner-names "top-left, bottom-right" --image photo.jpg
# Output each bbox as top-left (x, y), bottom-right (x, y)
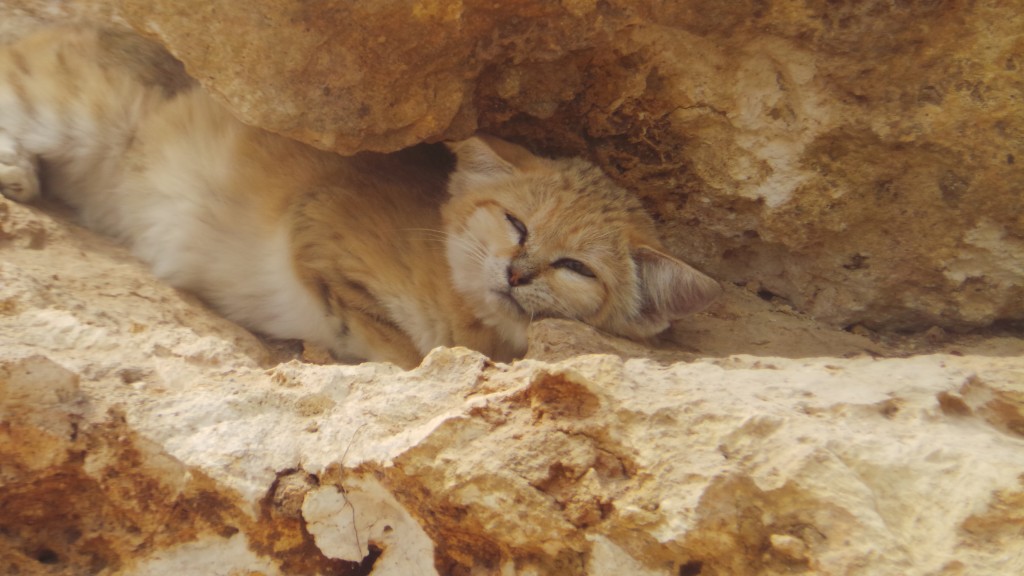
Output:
top-left (505, 213), bottom-right (527, 245)
top-left (552, 258), bottom-right (596, 278)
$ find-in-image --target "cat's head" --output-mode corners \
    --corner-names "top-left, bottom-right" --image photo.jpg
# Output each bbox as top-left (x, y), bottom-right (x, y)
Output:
top-left (443, 135), bottom-right (721, 348)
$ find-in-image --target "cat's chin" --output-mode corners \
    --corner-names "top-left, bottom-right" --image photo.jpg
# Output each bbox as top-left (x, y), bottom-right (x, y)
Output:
top-left (492, 289), bottom-right (528, 318)
top-left (466, 289), bottom-right (529, 352)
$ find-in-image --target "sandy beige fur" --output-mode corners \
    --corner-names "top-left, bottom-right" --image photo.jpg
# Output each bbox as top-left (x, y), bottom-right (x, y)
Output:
top-left (0, 27), bottom-right (721, 368)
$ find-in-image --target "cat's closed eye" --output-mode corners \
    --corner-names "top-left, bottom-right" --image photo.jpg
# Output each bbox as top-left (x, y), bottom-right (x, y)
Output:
top-left (505, 213), bottom-right (527, 245)
top-left (552, 258), bottom-right (596, 278)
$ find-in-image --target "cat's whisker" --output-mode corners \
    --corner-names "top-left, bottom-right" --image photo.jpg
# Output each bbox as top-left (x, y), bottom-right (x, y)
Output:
top-left (405, 227), bottom-right (484, 256)
top-left (447, 235), bottom-right (487, 261)
top-left (402, 227), bottom-right (448, 237)
top-left (402, 228), bottom-right (451, 244)
top-left (444, 227), bottom-right (489, 264)
top-left (404, 228), bottom-right (489, 266)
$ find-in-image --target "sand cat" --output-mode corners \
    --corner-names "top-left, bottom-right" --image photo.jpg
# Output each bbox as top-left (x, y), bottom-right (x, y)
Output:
top-left (0, 27), bottom-right (721, 368)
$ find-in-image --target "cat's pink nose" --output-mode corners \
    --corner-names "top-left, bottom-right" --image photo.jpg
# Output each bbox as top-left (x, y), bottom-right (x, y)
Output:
top-left (507, 265), bottom-right (533, 287)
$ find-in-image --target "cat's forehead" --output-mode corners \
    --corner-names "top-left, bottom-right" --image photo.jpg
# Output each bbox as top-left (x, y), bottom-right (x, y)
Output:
top-left (515, 162), bottom-right (654, 232)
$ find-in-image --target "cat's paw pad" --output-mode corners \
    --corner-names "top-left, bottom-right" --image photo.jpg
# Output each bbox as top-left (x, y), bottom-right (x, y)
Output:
top-left (0, 148), bottom-right (40, 202)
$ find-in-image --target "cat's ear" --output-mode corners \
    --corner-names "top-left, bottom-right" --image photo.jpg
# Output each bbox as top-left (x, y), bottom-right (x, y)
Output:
top-left (634, 245), bottom-right (722, 328)
top-left (447, 136), bottom-right (517, 181)
top-left (447, 136), bottom-right (545, 193)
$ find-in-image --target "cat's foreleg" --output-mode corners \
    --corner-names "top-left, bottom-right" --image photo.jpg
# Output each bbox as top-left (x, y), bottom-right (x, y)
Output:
top-left (0, 131), bottom-right (40, 202)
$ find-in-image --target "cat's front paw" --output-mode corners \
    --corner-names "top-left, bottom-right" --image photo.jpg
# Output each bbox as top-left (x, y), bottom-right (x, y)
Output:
top-left (0, 134), bottom-right (40, 202)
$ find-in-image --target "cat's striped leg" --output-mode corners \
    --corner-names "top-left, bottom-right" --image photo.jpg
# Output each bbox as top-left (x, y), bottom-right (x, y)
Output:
top-left (0, 130), bottom-right (39, 202)
top-left (0, 27), bottom-right (183, 206)
top-left (0, 30), bottom-right (68, 202)
top-left (0, 29), bottom-right (83, 204)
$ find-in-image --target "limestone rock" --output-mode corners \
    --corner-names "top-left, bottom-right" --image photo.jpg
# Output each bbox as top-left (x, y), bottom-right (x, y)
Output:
top-left (4, 188), bottom-right (1024, 575)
